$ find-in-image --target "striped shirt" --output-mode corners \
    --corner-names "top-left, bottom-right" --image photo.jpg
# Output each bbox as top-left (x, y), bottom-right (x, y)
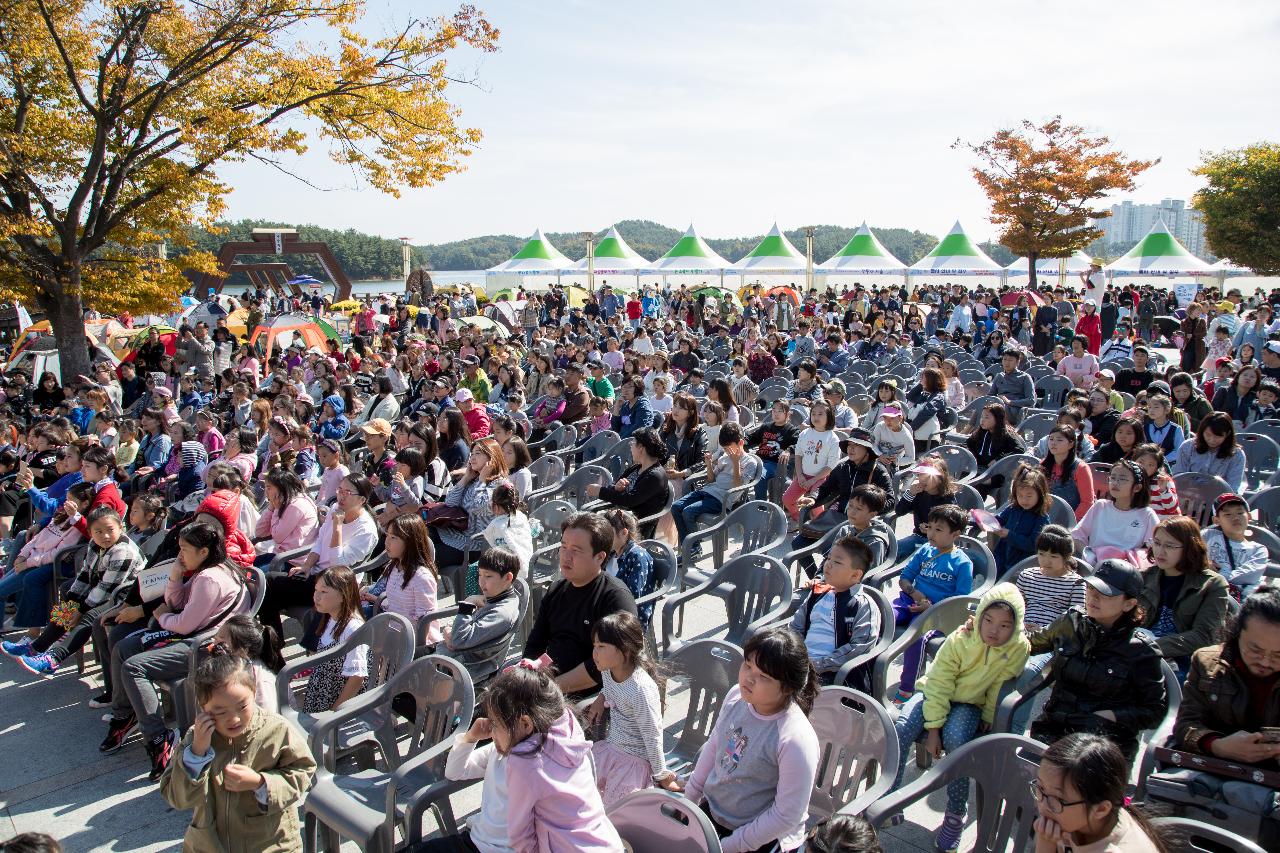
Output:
top-left (602, 667), bottom-right (667, 778)
top-left (1016, 568), bottom-right (1086, 629)
top-left (1149, 475), bottom-right (1180, 516)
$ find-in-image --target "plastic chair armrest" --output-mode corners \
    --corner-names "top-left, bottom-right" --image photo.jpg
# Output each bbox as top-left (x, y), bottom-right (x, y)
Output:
top-left (306, 686), bottom-right (392, 763)
top-left (267, 546), bottom-right (312, 574)
top-left (275, 639), bottom-right (361, 710)
top-left (992, 667), bottom-right (1051, 733)
top-left (415, 605), bottom-right (461, 653)
top-left (660, 579), bottom-right (715, 653)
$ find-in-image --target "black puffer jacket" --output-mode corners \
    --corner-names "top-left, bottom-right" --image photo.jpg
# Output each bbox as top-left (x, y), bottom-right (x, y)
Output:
top-left (811, 456), bottom-right (894, 515)
top-left (1029, 606), bottom-right (1167, 759)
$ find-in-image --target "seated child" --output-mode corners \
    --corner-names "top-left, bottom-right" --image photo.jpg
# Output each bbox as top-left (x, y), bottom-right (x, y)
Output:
top-left (890, 584), bottom-right (1030, 853)
top-left (680, 627), bottom-right (820, 853)
top-left (1244, 380), bottom-right (1279, 426)
top-left (206, 613), bottom-right (286, 714)
top-left (842, 484), bottom-right (894, 573)
top-left (892, 504), bottom-right (974, 704)
top-left (1202, 492), bottom-right (1269, 598)
top-left (160, 655), bottom-right (316, 852)
top-left (301, 566), bottom-right (368, 713)
top-left (11, 505), bottom-right (145, 676)
top-left (1016, 525), bottom-right (1085, 632)
top-left (584, 612), bottom-right (675, 807)
top-left (431, 666), bottom-right (624, 853)
top-left (1134, 443), bottom-right (1179, 516)
top-left (439, 547), bottom-right (522, 677)
top-left (790, 535), bottom-right (881, 689)
top-left (991, 465), bottom-right (1051, 573)
top-left (528, 379), bottom-right (566, 439)
top-left (1071, 460), bottom-right (1158, 566)
top-left (588, 395), bottom-right (613, 436)
top-left (126, 492), bottom-right (166, 552)
top-left (603, 508), bottom-right (657, 625)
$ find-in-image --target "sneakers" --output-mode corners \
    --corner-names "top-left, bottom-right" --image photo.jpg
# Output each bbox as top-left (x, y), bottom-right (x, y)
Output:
top-left (99, 714), bottom-right (137, 754)
top-left (1, 637), bottom-right (33, 658)
top-left (17, 653), bottom-right (57, 677)
top-left (146, 729), bottom-right (178, 781)
top-left (936, 811), bottom-right (966, 853)
top-left (88, 692), bottom-right (112, 709)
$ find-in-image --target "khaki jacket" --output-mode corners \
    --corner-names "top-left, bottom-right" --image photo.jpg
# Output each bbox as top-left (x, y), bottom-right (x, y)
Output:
top-left (160, 710), bottom-right (316, 853)
top-left (1138, 567), bottom-right (1230, 659)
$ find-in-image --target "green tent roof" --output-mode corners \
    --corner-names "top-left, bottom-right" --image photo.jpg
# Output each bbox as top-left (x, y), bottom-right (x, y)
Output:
top-left (571, 225), bottom-right (649, 271)
top-left (818, 223), bottom-right (907, 272)
top-left (650, 224), bottom-right (732, 271)
top-left (909, 221), bottom-right (1002, 273)
top-left (1104, 221), bottom-right (1214, 275)
top-left (487, 228), bottom-right (571, 272)
top-left (732, 223), bottom-right (806, 271)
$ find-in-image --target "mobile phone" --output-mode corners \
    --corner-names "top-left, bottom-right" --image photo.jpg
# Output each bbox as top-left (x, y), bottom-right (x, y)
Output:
top-left (1260, 728), bottom-right (1280, 743)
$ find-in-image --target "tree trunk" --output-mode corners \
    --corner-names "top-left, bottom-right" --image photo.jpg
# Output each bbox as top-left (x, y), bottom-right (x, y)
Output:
top-left (1027, 253), bottom-right (1040, 293)
top-left (36, 275), bottom-right (91, 385)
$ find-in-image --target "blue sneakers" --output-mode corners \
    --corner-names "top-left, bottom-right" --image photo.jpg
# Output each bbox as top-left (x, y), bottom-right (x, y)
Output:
top-left (17, 653), bottom-right (57, 677)
top-left (1, 637), bottom-right (33, 658)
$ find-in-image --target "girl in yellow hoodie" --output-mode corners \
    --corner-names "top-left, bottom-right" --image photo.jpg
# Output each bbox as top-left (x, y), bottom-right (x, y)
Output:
top-left (889, 583), bottom-right (1031, 853)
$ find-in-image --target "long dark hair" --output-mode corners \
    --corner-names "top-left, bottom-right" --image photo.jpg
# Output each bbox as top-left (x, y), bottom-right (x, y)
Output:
top-left (1040, 425), bottom-right (1079, 482)
top-left (1194, 411), bottom-right (1237, 459)
top-left (742, 626), bottom-right (820, 716)
top-left (482, 666), bottom-right (566, 755)
top-left (382, 514), bottom-right (438, 587)
top-left (265, 468), bottom-right (306, 509)
top-left (593, 611), bottom-right (665, 707)
top-left (1040, 734), bottom-right (1168, 852)
top-left (214, 613), bottom-right (286, 673)
top-left (314, 565), bottom-right (362, 640)
top-left (440, 408), bottom-right (471, 446)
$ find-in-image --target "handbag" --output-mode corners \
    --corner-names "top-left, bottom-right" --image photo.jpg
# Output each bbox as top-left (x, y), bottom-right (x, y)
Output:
top-left (423, 501), bottom-right (470, 530)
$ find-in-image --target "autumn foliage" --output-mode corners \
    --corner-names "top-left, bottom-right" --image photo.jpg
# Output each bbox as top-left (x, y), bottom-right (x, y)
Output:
top-left (1193, 142), bottom-right (1280, 276)
top-left (956, 117), bottom-right (1157, 280)
top-left (0, 0), bottom-right (497, 378)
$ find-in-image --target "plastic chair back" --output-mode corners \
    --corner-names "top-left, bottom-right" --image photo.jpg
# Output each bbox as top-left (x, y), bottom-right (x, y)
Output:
top-left (952, 483), bottom-right (986, 512)
top-left (1173, 472), bottom-right (1231, 527)
top-left (926, 444), bottom-right (979, 481)
top-left (530, 499), bottom-right (575, 548)
top-left (665, 640), bottom-right (743, 773)
top-left (1237, 432), bottom-right (1280, 492)
top-left (1248, 485), bottom-right (1280, 529)
top-left (1239, 418), bottom-right (1280, 449)
top-left (526, 453), bottom-right (565, 492)
top-left (864, 734), bottom-right (1046, 853)
top-left (808, 687), bottom-right (900, 821)
top-left (577, 429), bottom-right (620, 468)
top-left (1089, 461), bottom-right (1114, 500)
top-left (600, 437), bottom-right (637, 479)
top-left (1036, 375), bottom-right (1073, 408)
top-left (1019, 411), bottom-right (1058, 444)
top-left (970, 453), bottom-right (1039, 507)
top-left (1150, 817), bottom-right (1267, 853)
top-left (1048, 494), bottom-right (1076, 529)
top-left (606, 790), bottom-right (722, 853)
top-left (872, 596), bottom-right (979, 700)
top-left (557, 464), bottom-right (614, 508)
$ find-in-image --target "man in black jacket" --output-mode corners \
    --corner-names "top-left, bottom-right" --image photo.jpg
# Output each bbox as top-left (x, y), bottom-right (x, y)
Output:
top-left (523, 512), bottom-right (637, 693)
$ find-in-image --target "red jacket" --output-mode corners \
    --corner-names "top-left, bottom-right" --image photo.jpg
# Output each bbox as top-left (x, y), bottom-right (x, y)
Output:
top-left (195, 489), bottom-right (256, 568)
top-left (73, 481), bottom-right (127, 536)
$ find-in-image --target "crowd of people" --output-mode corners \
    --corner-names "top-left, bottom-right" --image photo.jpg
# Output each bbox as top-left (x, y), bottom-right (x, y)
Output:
top-left (0, 274), bottom-right (1278, 853)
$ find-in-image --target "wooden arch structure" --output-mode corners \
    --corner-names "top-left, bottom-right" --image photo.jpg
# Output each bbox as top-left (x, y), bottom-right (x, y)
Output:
top-left (199, 228), bottom-right (353, 300)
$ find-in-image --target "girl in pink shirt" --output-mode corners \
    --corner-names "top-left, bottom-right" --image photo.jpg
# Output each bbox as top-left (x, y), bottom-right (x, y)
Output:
top-left (1056, 336), bottom-right (1100, 390)
top-left (254, 469), bottom-right (319, 557)
top-left (364, 515), bottom-right (440, 643)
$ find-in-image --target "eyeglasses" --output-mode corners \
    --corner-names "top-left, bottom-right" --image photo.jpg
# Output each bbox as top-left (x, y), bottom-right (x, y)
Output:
top-left (1029, 780), bottom-right (1086, 814)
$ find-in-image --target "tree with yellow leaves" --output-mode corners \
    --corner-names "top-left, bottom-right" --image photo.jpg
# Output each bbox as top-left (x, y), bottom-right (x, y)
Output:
top-left (955, 118), bottom-right (1156, 289)
top-left (1194, 142), bottom-right (1280, 276)
top-left (0, 0), bottom-right (498, 380)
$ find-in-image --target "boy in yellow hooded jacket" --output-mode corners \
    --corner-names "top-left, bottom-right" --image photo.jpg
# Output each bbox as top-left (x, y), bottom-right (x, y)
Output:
top-left (889, 583), bottom-right (1031, 853)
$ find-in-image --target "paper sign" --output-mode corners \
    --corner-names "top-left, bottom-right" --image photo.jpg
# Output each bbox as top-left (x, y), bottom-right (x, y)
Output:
top-left (970, 508), bottom-right (1003, 532)
top-left (135, 564), bottom-right (171, 602)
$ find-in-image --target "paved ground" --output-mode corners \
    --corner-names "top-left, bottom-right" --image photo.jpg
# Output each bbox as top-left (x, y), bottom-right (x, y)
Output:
top-left (1, 516), bottom-right (982, 853)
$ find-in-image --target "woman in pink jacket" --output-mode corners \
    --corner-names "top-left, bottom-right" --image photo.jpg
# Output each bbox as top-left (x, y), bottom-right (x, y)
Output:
top-left (254, 468), bottom-right (319, 564)
top-left (431, 667), bottom-right (623, 853)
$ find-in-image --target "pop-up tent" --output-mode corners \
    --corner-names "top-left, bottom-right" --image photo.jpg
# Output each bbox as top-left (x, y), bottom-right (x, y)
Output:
top-left (818, 223), bottom-right (908, 274)
top-left (731, 223), bottom-right (807, 272)
top-left (909, 221), bottom-right (1003, 275)
top-left (649, 225), bottom-right (732, 272)
top-left (1005, 250), bottom-right (1096, 282)
top-left (1211, 258), bottom-right (1251, 277)
top-left (569, 225), bottom-right (649, 272)
top-left (1104, 221), bottom-right (1214, 276)
top-left (487, 229), bottom-right (572, 275)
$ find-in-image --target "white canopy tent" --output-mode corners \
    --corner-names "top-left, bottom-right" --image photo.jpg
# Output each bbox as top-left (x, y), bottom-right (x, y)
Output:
top-left (909, 221), bottom-right (1004, 278)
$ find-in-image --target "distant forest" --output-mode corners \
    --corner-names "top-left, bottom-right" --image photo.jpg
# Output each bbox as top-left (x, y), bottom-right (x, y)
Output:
top-left (180, 218), bottom-right (1154, 284)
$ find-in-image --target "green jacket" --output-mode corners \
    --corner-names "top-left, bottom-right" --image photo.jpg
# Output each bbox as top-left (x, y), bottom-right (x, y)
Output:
top-left (920, 583), bottom-right (1031, 727)
top-left (160, 709), bottom-right (316, 853)
top-left (1138, 566), bottom-right (1231, 659)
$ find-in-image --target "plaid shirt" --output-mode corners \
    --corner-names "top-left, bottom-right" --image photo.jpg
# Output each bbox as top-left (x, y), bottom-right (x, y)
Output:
top-left (67, 536), bottom-right (145, 609)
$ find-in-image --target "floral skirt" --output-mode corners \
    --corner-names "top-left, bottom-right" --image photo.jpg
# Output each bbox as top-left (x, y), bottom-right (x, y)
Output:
top-left (592, 740), bottom-right (652, 809)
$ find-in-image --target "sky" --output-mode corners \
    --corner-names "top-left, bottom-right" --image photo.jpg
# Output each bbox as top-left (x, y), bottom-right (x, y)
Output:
top-left (217, 0), bottom-right (1280, 246)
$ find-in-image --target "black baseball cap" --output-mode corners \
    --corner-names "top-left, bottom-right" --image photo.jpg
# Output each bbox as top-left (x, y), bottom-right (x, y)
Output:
top-left (1084, 559), bottom-right (1144, 599)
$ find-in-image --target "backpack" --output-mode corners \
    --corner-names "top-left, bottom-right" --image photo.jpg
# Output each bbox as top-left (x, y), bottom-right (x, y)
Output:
top-left (937, 405), bottom-right (957, 429)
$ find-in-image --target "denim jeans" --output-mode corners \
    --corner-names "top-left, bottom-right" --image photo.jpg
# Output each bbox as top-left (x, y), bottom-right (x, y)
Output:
top-left (893, 692), bottom-right (982, 815)
top-left (896, 533), bottom-right (926, 561)
top-left (672, 490), bottom-right (722, 541)
top-left (755, 460), bottom-right (779, 501)
top-left (1006, 652), bottom-right (1054, 735)
top-left (0, 560), bottom-right (58, 629)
